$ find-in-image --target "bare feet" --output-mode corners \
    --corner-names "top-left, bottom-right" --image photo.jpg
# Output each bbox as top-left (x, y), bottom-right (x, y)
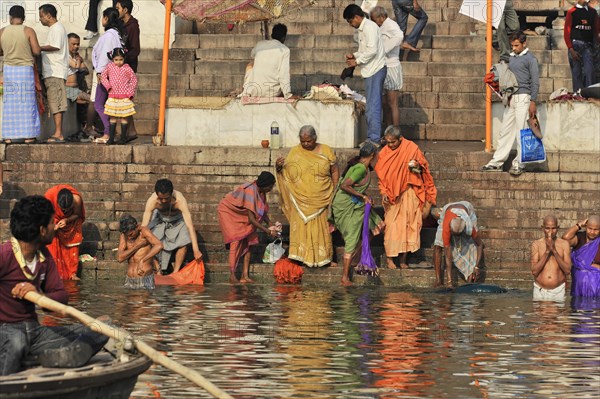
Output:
top-left (240, 277), bottom-right (254, 283)
top-left (329, 262), bottom-right (338, 268)
top-left (229, 274), bottom-right (240, 284)
top-left (70, 274), bottom-right (80, 281)
top-left (399, 263), bottom-right (409, 269)
top-left (401, 42), bottom-right (420, 52)
top-left (387, 259), bottom-right (397, 269)
top-left (340, 278), bottom-right (353, 287)
top-left (433, 281), bottom-right (443, 288)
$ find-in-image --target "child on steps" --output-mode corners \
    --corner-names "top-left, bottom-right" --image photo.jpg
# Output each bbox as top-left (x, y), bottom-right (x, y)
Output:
top-left (95, 47), bottom-right (137, 145)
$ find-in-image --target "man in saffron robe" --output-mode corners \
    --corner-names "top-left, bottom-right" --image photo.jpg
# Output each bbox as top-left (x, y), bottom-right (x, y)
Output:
top-left (375, 125), bottom-right (436, 269)
top-left (276, 125), bottom-right (340, 267)
top-left (562, 215), bottom-right (600, 297)
top-left (218, 172), bottom-right (280, 284)
top-left (44, 185), bottom-right (85, 280)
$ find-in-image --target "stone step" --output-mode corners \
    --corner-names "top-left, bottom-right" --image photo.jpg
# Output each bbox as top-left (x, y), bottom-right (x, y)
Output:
top-left (432, 35), bottom-right (564, 51)
top-left (4, 146), bottom-right (599, 174)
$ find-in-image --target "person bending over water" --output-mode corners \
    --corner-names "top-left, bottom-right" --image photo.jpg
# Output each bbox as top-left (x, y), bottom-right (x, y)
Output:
top-left (530, 215), bottom-right (572, 302)
top-left (118, 215), bottom-right (163, 290)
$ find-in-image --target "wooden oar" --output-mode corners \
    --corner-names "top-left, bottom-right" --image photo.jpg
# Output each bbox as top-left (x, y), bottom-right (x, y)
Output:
top-left (24, 291), bottom-right (233, 399)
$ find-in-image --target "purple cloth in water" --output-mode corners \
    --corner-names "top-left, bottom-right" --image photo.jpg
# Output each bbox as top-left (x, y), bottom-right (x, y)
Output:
top-left (571, 237), bottom-right (600, 298)
top-left (356, 203), bottom-right (377, 275)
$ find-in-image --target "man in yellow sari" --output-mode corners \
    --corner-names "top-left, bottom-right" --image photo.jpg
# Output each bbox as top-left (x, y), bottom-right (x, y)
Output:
top-left (276, 125), bottom-right (340, 267)
top-left (375, 125), bottom-right (437, 269)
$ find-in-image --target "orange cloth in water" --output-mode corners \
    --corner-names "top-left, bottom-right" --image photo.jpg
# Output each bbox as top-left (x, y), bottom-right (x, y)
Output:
top-left (155, 259), bottom-right (205, 285)
top-left (44, 184), bottom-right (85, 280)
top-left (273, 258), bottom-right (304, 284)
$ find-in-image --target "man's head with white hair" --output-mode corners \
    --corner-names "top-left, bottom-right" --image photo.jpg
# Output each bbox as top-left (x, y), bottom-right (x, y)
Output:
top-left (450, 217), bottom-right (466, 235)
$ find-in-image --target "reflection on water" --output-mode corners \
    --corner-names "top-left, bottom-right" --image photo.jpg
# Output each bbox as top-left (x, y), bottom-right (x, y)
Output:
top-left (48, 281), bottom-right (600, 398)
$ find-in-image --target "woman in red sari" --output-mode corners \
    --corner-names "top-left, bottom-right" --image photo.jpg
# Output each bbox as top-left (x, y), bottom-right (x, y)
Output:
top-left (218, 172), bottom-right (280, 284)
top-left (44, 185), bottom-right (85, 280)
top-left (375, 125), bottom-right (437, 269)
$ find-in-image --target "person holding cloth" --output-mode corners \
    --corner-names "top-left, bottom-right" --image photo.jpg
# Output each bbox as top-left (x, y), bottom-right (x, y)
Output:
top-left (99, 47), bottom-right (137, 145)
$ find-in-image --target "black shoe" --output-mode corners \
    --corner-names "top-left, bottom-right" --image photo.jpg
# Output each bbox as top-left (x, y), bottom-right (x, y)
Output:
top-left (118, 123), bottom-right (129, 145)
top-left (107, 123), bottom-right (116, 145)
top-left (509, 167), bottom-right (524, 176)
top-left (481, 164), bottom-right (502, 172)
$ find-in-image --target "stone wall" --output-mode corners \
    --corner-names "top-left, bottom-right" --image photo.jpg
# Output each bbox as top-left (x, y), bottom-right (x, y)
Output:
top-left (1, 143), bottom-right (598, 287)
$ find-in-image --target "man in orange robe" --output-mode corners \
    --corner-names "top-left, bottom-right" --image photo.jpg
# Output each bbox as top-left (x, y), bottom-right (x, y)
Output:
top-left (375, 126), bottom-right (437, 269)
top-left (44, 185), bottom-right (85, 280)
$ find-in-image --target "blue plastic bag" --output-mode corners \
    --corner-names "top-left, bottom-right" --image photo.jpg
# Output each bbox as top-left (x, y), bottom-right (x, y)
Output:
top-left (519, 127), bottom-right (546, 164)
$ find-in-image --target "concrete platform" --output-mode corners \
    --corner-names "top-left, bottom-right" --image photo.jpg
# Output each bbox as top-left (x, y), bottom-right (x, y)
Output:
top-left (492, 101), bottom-right (600, 152)
top-left (165, 96), bottom-right (366, 148)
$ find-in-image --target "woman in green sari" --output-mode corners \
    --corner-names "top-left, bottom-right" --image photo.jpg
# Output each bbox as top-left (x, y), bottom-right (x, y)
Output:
top-left (331, 142), bottom-right (384, 286)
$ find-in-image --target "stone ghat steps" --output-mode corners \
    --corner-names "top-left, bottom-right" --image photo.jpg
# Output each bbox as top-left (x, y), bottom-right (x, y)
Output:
top-left (81, 260), bottom-right (536, 289)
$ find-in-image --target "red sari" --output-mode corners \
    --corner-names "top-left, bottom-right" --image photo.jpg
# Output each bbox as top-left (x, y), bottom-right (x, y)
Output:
top-left (44, 185), bottom-right (85, 280)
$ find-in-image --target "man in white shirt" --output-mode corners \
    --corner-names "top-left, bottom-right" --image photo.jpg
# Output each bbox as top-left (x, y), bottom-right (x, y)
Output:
top-left (39, 4), bottom-right (69, 143)
top-left (344, 4), bottom-right (387, 146)
top-left (241, 24), bottom-right (293, 99)
top-left (371, 6), bottom-right (404, 127)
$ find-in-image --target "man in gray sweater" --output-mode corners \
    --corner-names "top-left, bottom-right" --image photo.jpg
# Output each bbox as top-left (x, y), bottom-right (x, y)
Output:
top-left (482, 31), bottom-right (539, 176)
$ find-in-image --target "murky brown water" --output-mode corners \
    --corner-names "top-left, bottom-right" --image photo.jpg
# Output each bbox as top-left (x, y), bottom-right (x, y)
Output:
top-left (45, 281), bottom-right (600, 398)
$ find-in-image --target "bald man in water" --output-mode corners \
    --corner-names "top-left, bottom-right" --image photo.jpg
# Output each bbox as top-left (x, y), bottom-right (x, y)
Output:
top-left (530, 215), bottom-right (572, 301)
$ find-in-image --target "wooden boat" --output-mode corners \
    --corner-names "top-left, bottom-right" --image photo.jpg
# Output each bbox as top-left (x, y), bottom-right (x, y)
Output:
top-left (0, 351), bottom-right (152, 399)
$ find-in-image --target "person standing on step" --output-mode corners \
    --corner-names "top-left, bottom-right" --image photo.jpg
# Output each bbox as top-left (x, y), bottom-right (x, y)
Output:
top-left (115, 0), bottom-right (140, 141)
top-left (370, 5), bottom-right (404, 127)
top-left (391, 0), bottom-right (427, 52)
top-left (564, 0), bottom-right (600, 92)
top-left (330, 142), bottom-right (384, 287)
top-left (44, 185), bottom-right (85, 280)
top-left (91, 8), bottom-right (124, 145)
top-left (141, 179), bottom-right (203, 274)
top-left (375, 125), bottom-right (436, 270)
top-left (531, 215), bottom-right (572, 301)
top-left (344, 4), bottom-right (387, 147)
top-left (497, 0), bottom-right (520, 63)
top-left (98, 48), bottom-right (137, 145)
top-left (39, 4), bottom-right (69, 143)
top-left (481, 31), bottom-right (539, 177)
top-left (0, 5), bottom-right (42, 145)
top-left (217, 172), bottom-right (280, 284)
top-left (0, 195), bottom-right (108, 375)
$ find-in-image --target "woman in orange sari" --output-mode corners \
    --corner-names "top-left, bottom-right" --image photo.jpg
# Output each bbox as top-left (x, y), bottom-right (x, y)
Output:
top-left (374, 125), bottom-right (436, 269)
top-left (276, 125), bottom-right (340, 267)
top-left (44, 184), bottom-right (85, 280)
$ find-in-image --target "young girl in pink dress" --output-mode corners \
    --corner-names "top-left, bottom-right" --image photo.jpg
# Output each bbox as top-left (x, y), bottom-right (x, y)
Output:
top-left (96, 47), bottom-right (137, 145)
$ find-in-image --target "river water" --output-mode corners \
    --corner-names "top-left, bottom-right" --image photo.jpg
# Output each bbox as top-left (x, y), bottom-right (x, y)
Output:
top-left (49, 280), bottom-right (599, 399)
